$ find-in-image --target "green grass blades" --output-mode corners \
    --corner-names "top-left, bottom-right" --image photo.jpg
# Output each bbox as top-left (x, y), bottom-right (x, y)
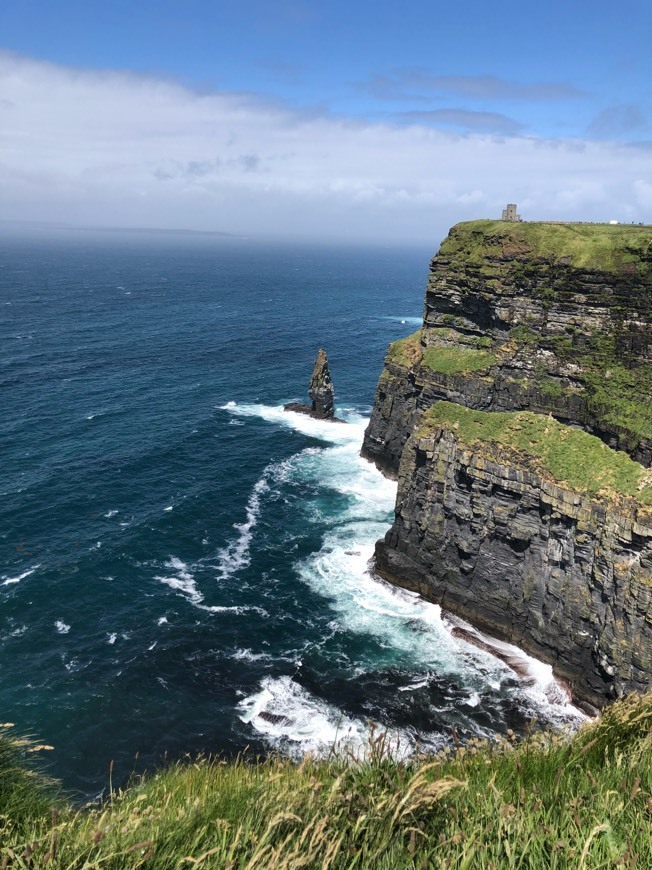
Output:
top-left (1, 693), bottom-right (652, 867)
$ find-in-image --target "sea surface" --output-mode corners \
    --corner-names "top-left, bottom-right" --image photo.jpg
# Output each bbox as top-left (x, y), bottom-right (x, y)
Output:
top-left (0, 228), bottom-right (583, 798)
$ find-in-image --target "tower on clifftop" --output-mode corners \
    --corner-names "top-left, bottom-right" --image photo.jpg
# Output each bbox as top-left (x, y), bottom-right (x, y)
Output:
top-left (501, 203), bottom-right (522, 222)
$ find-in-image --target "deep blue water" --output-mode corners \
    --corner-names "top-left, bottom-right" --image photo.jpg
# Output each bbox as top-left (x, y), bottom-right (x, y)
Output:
top-left (0, 229), bottom-right (582, 798)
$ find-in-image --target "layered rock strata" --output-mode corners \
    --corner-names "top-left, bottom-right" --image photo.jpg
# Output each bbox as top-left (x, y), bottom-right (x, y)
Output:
top-left (363, 221), bottom-right (652, 475)
top-left (375, 405), bottom-right (652, 709)
top-left (365, 221), bottom-right (652, 706)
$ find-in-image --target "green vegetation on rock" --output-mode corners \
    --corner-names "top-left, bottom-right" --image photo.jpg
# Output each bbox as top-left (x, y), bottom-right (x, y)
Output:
top-left (2, 694), bottom-right (652, 867)
top-left (585, 363), bottom-right (652, 441)
top-left (425, 402), bottom-right (652, 506)
top-left (386, 329), bottom-right (423, 367)
top-left (439, 220), bottom-right (652, 275)
top-left (385, 330), bottom-right (496, 376)
top-left (422, 346), bottom-right (496, 375)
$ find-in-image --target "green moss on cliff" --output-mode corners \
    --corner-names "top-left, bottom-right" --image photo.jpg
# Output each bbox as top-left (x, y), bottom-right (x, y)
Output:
top-left (586, 364), bottom-right (652, 440)
top-left (439, 220), bottom-right (652, 275)
top-left (425, 402), bottom-right (652, 505)
top-left (386, 329), bottom-right (423, 367)
top-left (422, 346), bottom-right (496, 374)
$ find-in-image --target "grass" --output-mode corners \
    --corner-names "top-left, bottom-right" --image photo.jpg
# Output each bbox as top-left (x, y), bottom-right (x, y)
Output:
top-left (585, 363), bottom-right (652, 441)
top-left (386, 329), bottom-right (423, 367)
top-left (422, 346), bottom-right (496, 375)
top-left (424, 402), bottom-right (652, 507)
top-left (438, 220), bottom-right (652, 274)
top-left (385, 330), bottom-right (496, 378)
top-left (1, 694), bottom-right (652, 867)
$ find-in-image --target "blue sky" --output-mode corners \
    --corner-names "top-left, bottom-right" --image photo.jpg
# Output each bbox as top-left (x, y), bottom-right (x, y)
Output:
top-left (1, 0), bottom-right (651, 241)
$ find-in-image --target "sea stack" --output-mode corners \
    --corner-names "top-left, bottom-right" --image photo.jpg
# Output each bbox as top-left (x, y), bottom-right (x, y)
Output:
top-left (285, 348), bottom-right (343, 421)
top-left (308, 348), bottom-right (334, 419)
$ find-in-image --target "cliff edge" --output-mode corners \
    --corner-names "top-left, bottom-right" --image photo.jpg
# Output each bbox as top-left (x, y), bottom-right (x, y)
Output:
top-left (364, 220), bottom-right (652, 707)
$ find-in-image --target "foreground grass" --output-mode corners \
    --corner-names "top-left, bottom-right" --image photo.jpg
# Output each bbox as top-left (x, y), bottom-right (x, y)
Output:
top-left (2, 694), bottom-right (652, 868)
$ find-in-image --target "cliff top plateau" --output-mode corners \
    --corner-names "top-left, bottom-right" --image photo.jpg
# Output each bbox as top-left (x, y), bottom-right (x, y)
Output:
top-left (440, 220), bottom-right (652, 276)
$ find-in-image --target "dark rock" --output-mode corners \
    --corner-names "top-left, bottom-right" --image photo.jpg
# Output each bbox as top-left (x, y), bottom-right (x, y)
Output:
top-left (374, 425), bottom-right (652, 709)
top-left (362, 222), bottom-right (652, 471)
top-left (309, 348), bottom-right (334, 419)
top-left (257, 711), bottom-right (293, 726)
top-left (363, 220), bottom-right (652, 707)
top-left (284, 348), bottom-right (346, 422)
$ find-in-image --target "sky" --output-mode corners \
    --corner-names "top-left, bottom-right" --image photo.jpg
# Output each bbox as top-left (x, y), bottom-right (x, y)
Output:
top-left (1, 0), bottom-right (651, 243)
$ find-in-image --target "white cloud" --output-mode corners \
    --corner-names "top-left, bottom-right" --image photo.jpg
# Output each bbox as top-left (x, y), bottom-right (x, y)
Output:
top-left (1, 53), bottom-right (650, 242)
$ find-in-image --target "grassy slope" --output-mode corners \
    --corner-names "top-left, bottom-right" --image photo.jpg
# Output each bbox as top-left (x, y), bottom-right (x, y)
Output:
top-left (1, 694), bottom-right (652, 868)
top-left (439, 220), bottom-right (652, 274)
top-left (425, 402), bottom-right (652, 508)
top-left (386, 331), bottom-right (496, 375)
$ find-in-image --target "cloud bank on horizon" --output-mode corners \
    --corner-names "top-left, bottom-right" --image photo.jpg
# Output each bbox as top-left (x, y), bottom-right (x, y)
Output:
top-left (1, 49), bottom-right (650, 243)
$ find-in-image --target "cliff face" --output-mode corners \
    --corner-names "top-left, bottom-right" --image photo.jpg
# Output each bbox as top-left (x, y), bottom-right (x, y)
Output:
top-left (365, 221), bottom-right (652, 707)
top-left (363, 221), bottom-right (652, 475)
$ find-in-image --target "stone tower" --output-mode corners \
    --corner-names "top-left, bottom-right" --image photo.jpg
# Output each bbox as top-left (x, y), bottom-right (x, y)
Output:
top-left (501, 203), bottom-right (521, 222)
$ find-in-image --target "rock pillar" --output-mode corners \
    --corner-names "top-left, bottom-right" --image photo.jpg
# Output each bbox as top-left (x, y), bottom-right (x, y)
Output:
top-left (308, 349), bottom-right (334, 419)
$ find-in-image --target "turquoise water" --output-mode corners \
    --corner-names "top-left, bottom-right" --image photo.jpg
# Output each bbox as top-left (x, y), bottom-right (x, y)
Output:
top-left (0, 230), bottom-right (582, 798)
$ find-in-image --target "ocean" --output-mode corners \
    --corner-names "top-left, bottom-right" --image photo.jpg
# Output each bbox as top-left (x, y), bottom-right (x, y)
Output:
top-left (0, 229), bottom-right (583, 799)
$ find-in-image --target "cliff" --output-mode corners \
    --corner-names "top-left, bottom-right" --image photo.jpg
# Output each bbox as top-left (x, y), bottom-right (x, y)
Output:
top-left (364, 220), bottom-right (652, 707)
top-left (363, 221), bottom-right (652, 475)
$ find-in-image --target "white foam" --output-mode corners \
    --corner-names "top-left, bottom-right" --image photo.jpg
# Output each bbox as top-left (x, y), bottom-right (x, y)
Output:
top-left (2, 565), bottom-right (40, 586)
top-left (104, 510), bottom-right (118, 518)
top-left (214, 473), bottom-right (270, 581)
top-left (1, 623), bottom-right (28, 639)
top-left (443, 617), bottom-right (585, 725)
top-left (156, 557), bottom-right (265, 616)
top-left (379, 315), bottom-right (422, 326)
top-left (156, 558), bottom-right (203, 605)
top-left (55, 620), bottom-right (70, 634)
top-left (238, 676), bottom-right (411, 759)
top-left (157, 616), bottom-right (168, 626)
top-left (164, 505), bottom-right (173, 512)
top-left (300, 535), bottom-right (583, 726)
top-left (288, 422), bottom-right (583, 728)
top-left (221, 401), bottom-right (368, 447)
top-left (233, 647), bottom-right (272, 662)
top-left (107, 633), bottom-right (117, 645)
top-left (223, 400), bottom-right (583, 744)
